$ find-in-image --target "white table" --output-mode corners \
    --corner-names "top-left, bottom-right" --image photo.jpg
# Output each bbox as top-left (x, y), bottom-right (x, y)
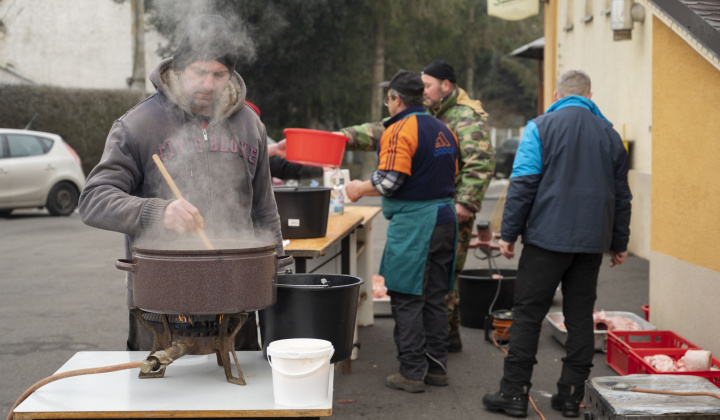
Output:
top-left (13, 351), bottom-right (332, 419)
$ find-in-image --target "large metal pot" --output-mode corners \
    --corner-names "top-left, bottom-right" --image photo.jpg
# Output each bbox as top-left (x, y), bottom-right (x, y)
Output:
top-left (115, 239), bottom-right (292, 315)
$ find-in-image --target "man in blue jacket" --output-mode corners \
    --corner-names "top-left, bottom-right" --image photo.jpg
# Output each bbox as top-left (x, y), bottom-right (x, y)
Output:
top-left (482, 70), bottom-right (632, 418)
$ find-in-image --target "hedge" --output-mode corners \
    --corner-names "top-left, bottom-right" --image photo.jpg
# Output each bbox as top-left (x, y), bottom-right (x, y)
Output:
top-left (0, 84), bottom-right (145, 175)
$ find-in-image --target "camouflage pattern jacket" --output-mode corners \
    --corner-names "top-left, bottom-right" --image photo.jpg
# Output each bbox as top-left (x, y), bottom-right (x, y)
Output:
top-left (341, 87), bottom-right (493, 213)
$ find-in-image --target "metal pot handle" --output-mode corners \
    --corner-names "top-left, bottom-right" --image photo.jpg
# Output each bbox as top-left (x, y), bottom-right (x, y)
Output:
top-left (115, 259), bottom-right (136, 273)
top-left (277, 255), bottom-right (294, 269)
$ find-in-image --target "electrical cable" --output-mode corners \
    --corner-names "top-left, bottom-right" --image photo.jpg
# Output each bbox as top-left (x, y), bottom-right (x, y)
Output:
top-left (7, 361), bottom-right (142, 420)
top-left (492, 317), bottom-right (513, 341)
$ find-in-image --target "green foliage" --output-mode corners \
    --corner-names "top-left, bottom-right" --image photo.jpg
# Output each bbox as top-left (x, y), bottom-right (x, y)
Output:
top-left (0, 84), bottom-right (144, 174)
top-left (144, 0), bottom-right (543, 136)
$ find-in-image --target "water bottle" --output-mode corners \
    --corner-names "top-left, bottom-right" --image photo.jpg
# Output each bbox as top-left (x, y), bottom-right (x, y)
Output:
top-left (330, 167), bottom-right (345, 215)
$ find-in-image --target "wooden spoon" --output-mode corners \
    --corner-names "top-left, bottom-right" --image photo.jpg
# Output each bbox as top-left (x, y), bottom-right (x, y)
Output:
top-left (151, 154), bottom-right (214, 250)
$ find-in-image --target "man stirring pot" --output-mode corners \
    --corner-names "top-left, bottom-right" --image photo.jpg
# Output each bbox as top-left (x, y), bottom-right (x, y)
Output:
top-left (79, 15), bottom-right (283, 351)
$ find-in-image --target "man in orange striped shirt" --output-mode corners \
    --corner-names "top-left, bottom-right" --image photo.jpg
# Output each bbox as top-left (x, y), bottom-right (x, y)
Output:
top-left (346, 70), bottom-right (460, 393)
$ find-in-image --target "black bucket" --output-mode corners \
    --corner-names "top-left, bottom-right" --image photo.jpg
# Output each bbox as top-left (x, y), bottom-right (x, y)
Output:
top-left (258, 273), bottom-right (364, 363)
top-left (273, 186), bottom-right (331, 239)
top-left (458, 269), bottom-right (516, 329)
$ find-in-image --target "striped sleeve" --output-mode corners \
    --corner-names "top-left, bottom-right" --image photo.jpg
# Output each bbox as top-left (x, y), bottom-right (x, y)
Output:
top-left (378, 116), bottom-right (418, 176)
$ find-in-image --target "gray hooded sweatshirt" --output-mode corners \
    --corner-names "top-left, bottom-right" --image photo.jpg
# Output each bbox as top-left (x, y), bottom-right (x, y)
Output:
top-left (79, 58), bottom-right (283, 311)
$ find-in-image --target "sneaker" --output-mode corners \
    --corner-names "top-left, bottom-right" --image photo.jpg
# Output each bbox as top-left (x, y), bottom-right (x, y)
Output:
top-left (385, 373), bottom-right (425, 393)
top-left (424, 372), bottom-right (448, 386)
top-left (551, 393), bottom-right (580, 418)
top-left (482, 391), bottom-right (528, 418)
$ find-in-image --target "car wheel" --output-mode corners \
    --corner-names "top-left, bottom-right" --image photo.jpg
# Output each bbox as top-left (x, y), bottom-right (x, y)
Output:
top-left (46, 182), bottom-right (79, 216)
top-left (0, 209), bottom-right (13, 217)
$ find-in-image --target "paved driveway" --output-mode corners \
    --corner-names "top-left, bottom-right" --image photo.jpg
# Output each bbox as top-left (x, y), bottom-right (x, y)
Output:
top-left (0, 185), bottom-right (650, 419)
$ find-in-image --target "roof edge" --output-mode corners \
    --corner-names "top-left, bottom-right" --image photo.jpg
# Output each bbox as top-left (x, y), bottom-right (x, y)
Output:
top-left (639, 0), bottom-right (720, 72)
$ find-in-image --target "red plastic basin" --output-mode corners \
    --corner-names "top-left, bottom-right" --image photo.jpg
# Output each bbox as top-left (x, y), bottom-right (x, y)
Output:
top-left (284, 128), bottom-right (348, 168)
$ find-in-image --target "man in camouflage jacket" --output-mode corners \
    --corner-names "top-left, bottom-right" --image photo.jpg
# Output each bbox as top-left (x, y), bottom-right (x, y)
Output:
top-left (340, 60), bottom-right (494, 352)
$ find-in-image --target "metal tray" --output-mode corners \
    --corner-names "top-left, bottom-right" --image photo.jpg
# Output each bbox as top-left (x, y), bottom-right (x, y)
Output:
top-left (374, 298), bottom-right (392, 317)
top-left (545, 311), bottom-right (655, 353)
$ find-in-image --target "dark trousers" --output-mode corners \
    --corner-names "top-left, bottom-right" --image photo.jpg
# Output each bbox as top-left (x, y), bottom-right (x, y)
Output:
top-left (390, 222), bottom-right (456, 380)
top-left (127, 311), bottom-right (260, 352)
top-left (501, 244), bottom-right (602, 398)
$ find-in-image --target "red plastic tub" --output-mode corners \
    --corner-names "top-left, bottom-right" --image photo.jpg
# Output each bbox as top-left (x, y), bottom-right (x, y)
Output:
top-left (629, 348), bottom-right (720, 388)
top-left (606, 330), bottom-right (701, 376)
top-left (284, 128), bottom-right (348, 167)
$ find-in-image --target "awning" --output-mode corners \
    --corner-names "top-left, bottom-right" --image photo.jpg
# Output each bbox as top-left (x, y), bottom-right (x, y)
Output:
top-left (509, 37), bottom-right (545, 60)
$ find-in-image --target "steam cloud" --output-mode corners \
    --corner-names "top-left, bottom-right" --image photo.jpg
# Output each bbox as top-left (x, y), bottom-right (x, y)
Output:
top-left (149, 0), bottom-right (257, 64)
top-left (135, 1), bottom-right (282, 251)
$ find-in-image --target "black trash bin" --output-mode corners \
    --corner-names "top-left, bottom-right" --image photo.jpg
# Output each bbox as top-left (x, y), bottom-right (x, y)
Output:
top-left (458, 269), bottom-right (516, 329)
top-left (258, 273), bottom-right (364, 363)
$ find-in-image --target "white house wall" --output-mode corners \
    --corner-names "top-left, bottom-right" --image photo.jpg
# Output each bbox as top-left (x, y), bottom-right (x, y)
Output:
top-left (555, 0), bottom-right (653, 259)
top-left (0, 0), bottom-right (165, 92)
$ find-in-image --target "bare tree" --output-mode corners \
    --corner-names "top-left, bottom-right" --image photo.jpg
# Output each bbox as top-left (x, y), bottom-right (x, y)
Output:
top-left (128, 0), bottom-right (146, 93)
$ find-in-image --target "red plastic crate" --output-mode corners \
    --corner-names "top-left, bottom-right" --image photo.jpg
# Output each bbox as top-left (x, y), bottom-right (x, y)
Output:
top-left (606, 330), bottom-right (700, 375)
top-left (629, 348), bottom-right (720, 388)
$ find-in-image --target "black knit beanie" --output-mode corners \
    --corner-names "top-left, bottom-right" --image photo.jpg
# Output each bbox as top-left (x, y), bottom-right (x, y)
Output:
top-left (422, 60), bottom-right (456, 84)
top-left (173, 15), bottom-right (238, 71)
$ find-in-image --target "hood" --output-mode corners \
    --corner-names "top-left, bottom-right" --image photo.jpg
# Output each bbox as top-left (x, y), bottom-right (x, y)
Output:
top-left (546, 95), bottom-right (612, 127)
top-left (432, 87), bottom-right (488, 118)
top-left (149, 58), bottom-right (247, 124)
top-left (456, 88), bottom-right (488, 117)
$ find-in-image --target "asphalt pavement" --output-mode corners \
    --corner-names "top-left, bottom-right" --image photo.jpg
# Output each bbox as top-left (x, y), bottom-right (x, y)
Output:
top-left (0, 179), bottom-right (650, 419)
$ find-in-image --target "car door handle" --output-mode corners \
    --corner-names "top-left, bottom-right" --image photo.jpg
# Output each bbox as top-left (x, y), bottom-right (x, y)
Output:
top-left (46, 164), bottom-right (56, 171)
top-left (0, 168), bottom-right (8, 175)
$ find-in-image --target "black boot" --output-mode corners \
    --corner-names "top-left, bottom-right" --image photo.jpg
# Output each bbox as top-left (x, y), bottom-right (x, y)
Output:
top-left (482, 391), bottom-right (528, 418)
top-left (448, 301), bottom-right (462, 352)
top-left (448, 324), bottom-right (462, 353)
top-left (551, 393), bottom-right (580, 418)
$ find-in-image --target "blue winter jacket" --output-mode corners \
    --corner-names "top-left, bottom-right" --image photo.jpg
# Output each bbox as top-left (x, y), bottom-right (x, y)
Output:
top-left (500, 95), bottom-right (632, 254)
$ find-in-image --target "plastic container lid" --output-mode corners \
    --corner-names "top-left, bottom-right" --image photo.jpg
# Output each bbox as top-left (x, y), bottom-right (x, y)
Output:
top-left (267, 338), bottom-right (334, 359)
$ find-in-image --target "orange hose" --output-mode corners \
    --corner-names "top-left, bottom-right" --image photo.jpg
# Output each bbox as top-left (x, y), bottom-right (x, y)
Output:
top-left (7, 361), bottom-right (142, 420)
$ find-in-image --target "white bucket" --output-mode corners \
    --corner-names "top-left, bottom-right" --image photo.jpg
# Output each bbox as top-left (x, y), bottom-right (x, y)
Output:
top-left (267, 338), bottom-right (335, 407)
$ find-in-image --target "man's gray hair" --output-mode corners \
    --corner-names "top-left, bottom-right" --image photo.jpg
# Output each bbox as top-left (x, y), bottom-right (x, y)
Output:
top-left (390, 89), bottom-right (424, 107)
top-left (557, 70), bottom-right (591, 98)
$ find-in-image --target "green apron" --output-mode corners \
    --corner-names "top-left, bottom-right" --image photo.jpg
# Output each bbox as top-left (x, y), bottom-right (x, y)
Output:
top-left (379, 197), bottom-right (458, 296)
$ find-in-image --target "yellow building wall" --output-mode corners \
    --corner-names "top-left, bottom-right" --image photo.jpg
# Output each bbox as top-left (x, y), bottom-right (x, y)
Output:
top-left (651, 18), bottom-right (720, 272)
top-left (651, 16), bottom-right (720, 353)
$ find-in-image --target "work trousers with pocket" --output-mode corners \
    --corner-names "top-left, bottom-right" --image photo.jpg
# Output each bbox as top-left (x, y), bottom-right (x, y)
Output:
top-left (500, 244), bottom-right (602, 399)
top-left (389, 222), bottom-right (456, 380)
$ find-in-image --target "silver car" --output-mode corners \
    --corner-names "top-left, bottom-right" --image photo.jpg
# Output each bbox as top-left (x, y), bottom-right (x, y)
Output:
top-left (0, 129), bottom-right (86, 216)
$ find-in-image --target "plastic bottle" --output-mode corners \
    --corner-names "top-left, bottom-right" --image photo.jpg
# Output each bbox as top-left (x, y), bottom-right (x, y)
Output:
top-left (330, 167), bottom-right (345, 215)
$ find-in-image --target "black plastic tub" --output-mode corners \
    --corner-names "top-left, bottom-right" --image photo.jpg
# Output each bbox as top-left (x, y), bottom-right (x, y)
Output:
top-left (273, 186), bottom-right (331, 239)
top-left (258, 273), bottom-right (364, 363)
top-left (458, 269), bottom-right (516, 329)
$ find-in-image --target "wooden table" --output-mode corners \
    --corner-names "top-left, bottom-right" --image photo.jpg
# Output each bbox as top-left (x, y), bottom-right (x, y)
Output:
top-left (12, 351), bottom-right (332, 419)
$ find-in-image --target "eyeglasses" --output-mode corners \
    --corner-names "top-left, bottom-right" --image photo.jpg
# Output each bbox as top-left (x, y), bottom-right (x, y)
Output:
top-left (383, 95), bottom-right (390, 106)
